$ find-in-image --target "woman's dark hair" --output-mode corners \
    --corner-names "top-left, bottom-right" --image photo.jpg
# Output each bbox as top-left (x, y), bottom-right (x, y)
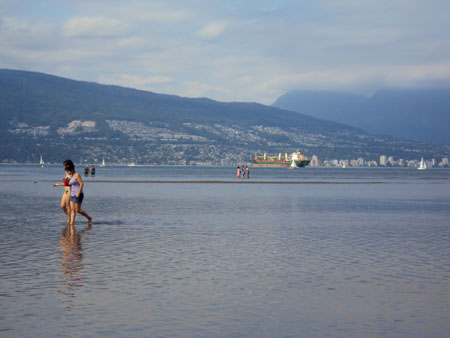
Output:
top-left (63, 159), bottom-right (75, 172)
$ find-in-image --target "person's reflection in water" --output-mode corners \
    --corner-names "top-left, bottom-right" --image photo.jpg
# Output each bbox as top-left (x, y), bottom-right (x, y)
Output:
top-left (59, 225), bottom-right (91, 293)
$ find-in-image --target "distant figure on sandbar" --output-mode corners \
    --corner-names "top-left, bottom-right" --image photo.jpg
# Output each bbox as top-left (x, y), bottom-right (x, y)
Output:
top-left (84, 165), bottom-right (89, 177)
top-left (242, 166), bottom-right (246, 178)
top-left (91, 165), bottom-right (95, 177)
top-left (237, 166), bottom-right (241, 178)
top-left (64, 159), bottom-right (92, 226)
top-left (246, 166), bottom-right (250, 178)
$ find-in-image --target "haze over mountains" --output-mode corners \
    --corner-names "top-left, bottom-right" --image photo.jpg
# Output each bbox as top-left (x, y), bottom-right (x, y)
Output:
top-left (1, 69), bottom-right (448, 165)
top-left (273, 90), bottom-right (450, 145)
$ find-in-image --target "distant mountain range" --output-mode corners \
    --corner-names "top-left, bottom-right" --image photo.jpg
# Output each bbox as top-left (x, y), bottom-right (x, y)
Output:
top-left (273, 89), bottom-right (450, 145)
top-left (0, 69), bottom-right (448, 165)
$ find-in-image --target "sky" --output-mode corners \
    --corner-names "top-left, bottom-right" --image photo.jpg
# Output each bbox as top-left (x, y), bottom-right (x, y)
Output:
top-left (1, 0), bottom-right (450, 104)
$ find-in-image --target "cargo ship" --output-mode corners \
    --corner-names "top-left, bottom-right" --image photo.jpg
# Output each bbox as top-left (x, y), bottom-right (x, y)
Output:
top-left (253, 150), bottom-right (310, 168)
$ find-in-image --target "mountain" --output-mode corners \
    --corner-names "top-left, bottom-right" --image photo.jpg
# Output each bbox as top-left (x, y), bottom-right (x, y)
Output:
top-left (0, 69), bottom-right (448, 165)
top-left (272, 89), bottom-right (450, 145)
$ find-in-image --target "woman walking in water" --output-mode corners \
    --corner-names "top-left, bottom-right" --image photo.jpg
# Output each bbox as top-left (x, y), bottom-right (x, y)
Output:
top-left (53, 169), bottom-right (72, 224)
top-left (63, 160), bottom-right (92, 226)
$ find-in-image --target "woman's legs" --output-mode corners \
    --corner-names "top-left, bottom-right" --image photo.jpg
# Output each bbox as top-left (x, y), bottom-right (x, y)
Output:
top-left (61, 191), bottom-right (70, 223)
top-left (60, 193), bottom-right (68, 214)
top-left (69, 201), bottom-right (76, 225)
top-left (74, 202), bottom-right (92, 224)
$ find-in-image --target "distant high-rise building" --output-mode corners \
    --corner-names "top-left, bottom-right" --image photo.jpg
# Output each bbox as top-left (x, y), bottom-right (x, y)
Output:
top-left (310, 155), bottom-right (320, 167)
top-left (380, 155), bottom-right (387, 166)
top-left (388, 156), bottom-right (395, 166)
top-left (439, 157), bottom-right (449, 167)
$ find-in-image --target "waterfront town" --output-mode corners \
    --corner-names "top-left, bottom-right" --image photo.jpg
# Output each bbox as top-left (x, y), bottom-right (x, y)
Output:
top-left (308, 155), bottom-right (449, 168)
top-left (5, 119), bottom-right (450, 168)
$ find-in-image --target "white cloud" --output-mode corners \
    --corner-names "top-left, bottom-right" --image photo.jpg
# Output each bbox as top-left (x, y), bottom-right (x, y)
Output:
top-left (0, 16), bottom-right (57, 48)
top-left (62, 16), bottom-right (125, 38)
top-left (1, 0), bottom-right (450, 104)
top-left (130, 10), bottom-right (189, 23)
top-left (197, 22), bottom-right (227, 40)
top-left (181, 81), bottom-right (213, 98)
top-left (98, 74), bottom-right (173, 90)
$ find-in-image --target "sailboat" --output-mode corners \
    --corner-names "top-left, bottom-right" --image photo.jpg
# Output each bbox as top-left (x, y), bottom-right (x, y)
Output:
top-left (418, 157), bottom-right (427, 170)
top-left (100, 158), bottom-right (106, 167)
top-left (39, 155), bottom-right (44, 168)
top-left (289, 159), bottom-right (298, 169)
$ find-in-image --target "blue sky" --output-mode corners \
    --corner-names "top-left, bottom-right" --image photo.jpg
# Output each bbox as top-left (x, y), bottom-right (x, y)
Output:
top-left (1, 0), bottom-right (449, 104)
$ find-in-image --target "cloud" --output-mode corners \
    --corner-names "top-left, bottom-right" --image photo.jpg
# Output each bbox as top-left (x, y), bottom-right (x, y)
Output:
top-left (0, 16), bottom-right (57, 48)
top-left (1, 0), bottom-right (450, 104)
top-left (197, 22), bottom-right (227, 40)
top-left (62, 16), bottom-right (125, 38)
top-left (129, 10), bottom-right (189, 23)
top-left (99, 74), bottom-right (173, 90)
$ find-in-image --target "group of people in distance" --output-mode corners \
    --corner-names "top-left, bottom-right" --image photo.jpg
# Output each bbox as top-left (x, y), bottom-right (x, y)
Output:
top-left (84, 165), bottom-right (95, 177)
top-left (53, 160), bottom-right (92, 226)
top-left (237, 165), bottom-right (250, 178)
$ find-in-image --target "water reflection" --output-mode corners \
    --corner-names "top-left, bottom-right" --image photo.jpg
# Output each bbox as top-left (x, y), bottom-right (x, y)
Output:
top-left (59, 225), bottom-right (90, 293)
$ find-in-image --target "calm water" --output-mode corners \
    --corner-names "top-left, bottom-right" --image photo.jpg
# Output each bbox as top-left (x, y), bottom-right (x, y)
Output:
top-left (1, 165), bottom-right (449, 337)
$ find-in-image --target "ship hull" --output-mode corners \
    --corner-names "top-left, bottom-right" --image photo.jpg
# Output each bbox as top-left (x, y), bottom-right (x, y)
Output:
top-left (253, 160), bottom-right (310, 168)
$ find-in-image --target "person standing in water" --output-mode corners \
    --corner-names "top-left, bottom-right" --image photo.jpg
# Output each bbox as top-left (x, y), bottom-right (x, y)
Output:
top-left (53, 169), bottom-right (72, 224)
top-left (64, 160), bottom-right (92, 226)
top-left (91, 165), bottom-right (95, 177)
top-left (237, 166), bottom-right (241, 178)
top-left (246, 166), bottom-right (250, 178)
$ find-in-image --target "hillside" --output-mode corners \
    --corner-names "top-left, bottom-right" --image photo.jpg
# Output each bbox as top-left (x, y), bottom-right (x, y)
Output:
top-left (273, 89), bottom-right (450, 145)
top-left (1, 69), bottom-right (448, 164)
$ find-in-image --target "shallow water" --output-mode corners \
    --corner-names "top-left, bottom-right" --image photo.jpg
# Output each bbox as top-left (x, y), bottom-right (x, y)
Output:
top-left (1, 165), bottom-right (449, 337)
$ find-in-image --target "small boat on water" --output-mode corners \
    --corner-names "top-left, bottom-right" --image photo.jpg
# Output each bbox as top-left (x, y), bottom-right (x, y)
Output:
top-left (40, 155), bottom-right (44, 168)
top-left (100, 158), bottom-right (106, 167)
top-left (418, 157), bottom-right (427, 170)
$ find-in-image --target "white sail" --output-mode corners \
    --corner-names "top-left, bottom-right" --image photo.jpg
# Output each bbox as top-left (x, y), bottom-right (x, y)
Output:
top-left (290, 159), bottom-right (297, 168)
top-left (39, 155), bottom-right (44, 166)
top-left (418, 157), bottom-right (427, 170)
top-left (100, 158), bottom-right (106, 167)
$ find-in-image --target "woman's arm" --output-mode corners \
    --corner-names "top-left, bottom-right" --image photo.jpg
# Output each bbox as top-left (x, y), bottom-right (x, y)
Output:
top-left (54, 177), bottom-right (69, 187)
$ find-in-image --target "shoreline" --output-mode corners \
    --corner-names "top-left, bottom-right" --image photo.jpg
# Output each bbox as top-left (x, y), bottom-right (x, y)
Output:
top-left (1, 179), bottom-right (431, 184)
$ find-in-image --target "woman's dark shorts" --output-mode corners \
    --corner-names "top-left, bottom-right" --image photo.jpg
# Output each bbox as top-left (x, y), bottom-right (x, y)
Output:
top-left (70, 193), bottom-right (84, 204)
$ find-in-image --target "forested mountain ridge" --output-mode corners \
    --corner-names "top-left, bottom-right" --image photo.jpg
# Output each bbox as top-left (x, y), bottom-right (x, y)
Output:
top-left (1, 69), bottom-right (448, 165)
top-left (273, 89), bottom-right (450, 145)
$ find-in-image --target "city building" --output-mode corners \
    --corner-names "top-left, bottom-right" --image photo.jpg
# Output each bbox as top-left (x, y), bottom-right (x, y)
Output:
top-left (310, 155), bottom-right (320, 167)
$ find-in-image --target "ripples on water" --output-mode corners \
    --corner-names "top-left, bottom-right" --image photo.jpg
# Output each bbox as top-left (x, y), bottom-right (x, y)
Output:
top-left (0, 165), bottom-right (449, 337)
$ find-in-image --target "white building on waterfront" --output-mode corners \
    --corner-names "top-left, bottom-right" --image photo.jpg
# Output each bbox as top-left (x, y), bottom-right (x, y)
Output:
top-left (310, 155), bottom-right (320, 167)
